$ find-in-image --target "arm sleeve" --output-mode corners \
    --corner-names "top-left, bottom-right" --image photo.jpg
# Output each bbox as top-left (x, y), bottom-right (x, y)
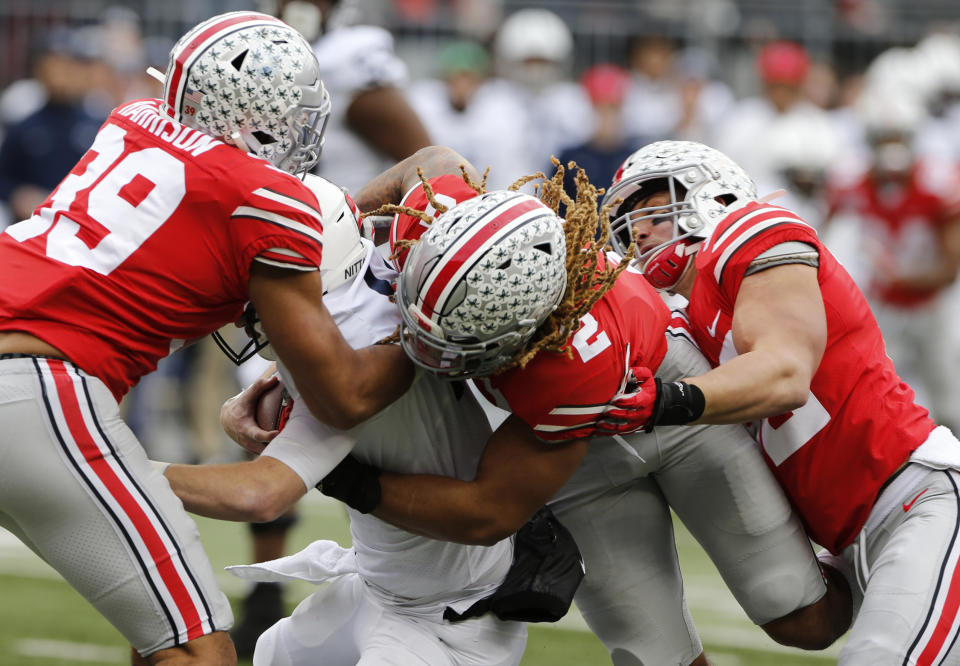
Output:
top-left (261, 398), bottom-right (358, 488)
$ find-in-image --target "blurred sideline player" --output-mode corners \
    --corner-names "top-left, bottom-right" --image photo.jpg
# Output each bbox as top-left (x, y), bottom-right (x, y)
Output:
top-left (602, 140), bottom-right (960, 664)
top-left (156, 164), bottom-right (531, 665)
top-left (827, 84), bottom-right (960, 432)
top-left (0, 12), bottom-right (411, 665)
top-left (229, 1), bottom-right (433, 654)
top-left (314, 148), bottom-right (851, 665)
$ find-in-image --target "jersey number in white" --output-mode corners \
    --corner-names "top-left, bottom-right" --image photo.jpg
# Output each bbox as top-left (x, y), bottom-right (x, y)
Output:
top-left (6, 124), bottom-right (186, 275)
top-left (571, 313), bottom-right (612, 363)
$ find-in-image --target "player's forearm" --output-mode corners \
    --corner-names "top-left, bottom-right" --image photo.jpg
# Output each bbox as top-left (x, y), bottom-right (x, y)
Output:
top-left (373, 473), bottom-right (529, 546)
top-left (353, 145), bottom-right (478, 213)
top-left (686, 348), bottom-right (813, 424)
top-left (163, 460), bottom-right (305, 523)
top-left (293, 343), bottom-right (415, 429)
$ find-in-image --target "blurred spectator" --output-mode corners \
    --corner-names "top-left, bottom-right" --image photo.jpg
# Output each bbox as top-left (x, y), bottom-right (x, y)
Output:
top-left (621, 35), bottom-right (735, 145)
top-left (480, 7), bottom-right (593, 180)
top-left (407, 39), bottom-right (528, 189)
top-left (558, 64), bottom-right (637, 206)
top-left (714, 40), bottom-right (833, 197)
top-left (914, 32), bottom-right (960, 168)
top-left (301, 0), bottom-right (432, 194)
top-left (0, 27), bottom-right (106, 225)
top-left (826, 83), bottom-right (960, 431)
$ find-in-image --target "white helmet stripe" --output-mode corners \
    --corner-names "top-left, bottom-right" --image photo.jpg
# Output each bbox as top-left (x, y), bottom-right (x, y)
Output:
top-left (418, 197), bottom-right (548, 320)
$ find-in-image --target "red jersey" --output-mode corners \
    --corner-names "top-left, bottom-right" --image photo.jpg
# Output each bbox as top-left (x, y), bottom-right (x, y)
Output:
top-left (687, 201), bottom-right (934, 552)
top-left (391, 176), bottom-right (670, 441)
top-left (828, 162), bottom-right (960, 306)
top-left (0, 99), bottom-right (325, 400)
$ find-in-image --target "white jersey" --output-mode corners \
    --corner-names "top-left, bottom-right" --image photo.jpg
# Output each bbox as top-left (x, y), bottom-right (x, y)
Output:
top-left (265, 239), bottom-right (512, 616)
top-left (312, 25), bottom-right (408, 193)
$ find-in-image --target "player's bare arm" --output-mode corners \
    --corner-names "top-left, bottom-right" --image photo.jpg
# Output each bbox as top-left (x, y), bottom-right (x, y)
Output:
top-left (164, 457), bottom-right (307, 523)
top-left (370, 415), bottom-right (589, 546)
top-left (346, 85), bottom-right (432, 162)
top-left (250, 262), bottom-right (414, 430)
top-left (686, 263), bottom-right (826, 424)
top-left (352, 145), bottom-right (480, 213)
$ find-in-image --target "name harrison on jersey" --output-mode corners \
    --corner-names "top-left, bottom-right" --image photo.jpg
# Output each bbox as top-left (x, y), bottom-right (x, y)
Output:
top-left (117, 101), bottom-right (221, 158)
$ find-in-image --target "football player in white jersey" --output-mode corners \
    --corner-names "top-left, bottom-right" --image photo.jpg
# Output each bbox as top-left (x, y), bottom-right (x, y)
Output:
top-left (228, 5), bottom-right (433, 650)
top-left (0, 13), bottom-right (412, 665)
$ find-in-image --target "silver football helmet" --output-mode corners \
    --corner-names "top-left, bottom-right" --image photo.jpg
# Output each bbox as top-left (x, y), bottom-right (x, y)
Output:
top-left (396, 190), bottom-right (567, 379)
top-left (603, 140), bottom-right (757, 290)
top-left (160, 11), bottom-right (330, 175)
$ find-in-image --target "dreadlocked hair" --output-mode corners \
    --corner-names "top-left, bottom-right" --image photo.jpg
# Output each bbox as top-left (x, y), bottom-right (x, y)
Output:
top-left (497, 159), bottom-right (636, 373)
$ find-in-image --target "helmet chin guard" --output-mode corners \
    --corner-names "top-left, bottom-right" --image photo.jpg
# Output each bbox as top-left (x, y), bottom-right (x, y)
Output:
top-left (642, 239), bottom-right (701, 292)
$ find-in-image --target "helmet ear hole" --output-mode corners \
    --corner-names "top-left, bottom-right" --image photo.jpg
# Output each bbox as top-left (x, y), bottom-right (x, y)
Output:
top-left (230, 50), bottom-right (248, 71)
top-left (252, 130), bottom-right (277, 145)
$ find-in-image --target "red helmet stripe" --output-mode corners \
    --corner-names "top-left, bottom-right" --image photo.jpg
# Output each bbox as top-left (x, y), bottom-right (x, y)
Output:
top-left (165, 12), bottom-right (286, 117)
top-left (420, 197), bottom-right (544, 318)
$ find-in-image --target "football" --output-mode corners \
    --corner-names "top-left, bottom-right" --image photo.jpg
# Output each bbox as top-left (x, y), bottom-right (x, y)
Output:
top-left (256, 379), bottom-right (287, 431)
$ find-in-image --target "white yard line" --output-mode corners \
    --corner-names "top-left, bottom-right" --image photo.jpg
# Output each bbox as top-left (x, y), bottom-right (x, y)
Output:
top-left (15, 638), bottom-right (128, 663)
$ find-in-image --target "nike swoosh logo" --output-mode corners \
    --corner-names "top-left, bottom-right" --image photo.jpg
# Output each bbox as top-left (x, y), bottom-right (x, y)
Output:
top-left (706, 309), bottom-right (721, 338)
top-left (903, 488), bottom-right (929, 512)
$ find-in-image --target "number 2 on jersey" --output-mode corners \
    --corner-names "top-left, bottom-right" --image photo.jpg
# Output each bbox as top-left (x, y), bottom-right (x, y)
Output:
top-left (5, 124), bottom-right (186, 275)
top-left (572, 313), bottom-right (611, 363)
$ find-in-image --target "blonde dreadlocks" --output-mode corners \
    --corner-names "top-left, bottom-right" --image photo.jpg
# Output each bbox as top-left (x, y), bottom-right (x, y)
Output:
top-left (363, 159), bottom-right (635, 371)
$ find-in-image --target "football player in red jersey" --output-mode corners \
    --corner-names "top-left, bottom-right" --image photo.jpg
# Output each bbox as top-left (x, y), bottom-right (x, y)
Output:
top-left (310, 147), bottom-right (852, 665)
top-left (0, 12), bottom-right (411, 665)
top-left (602, 139), bottom-right (960, 664)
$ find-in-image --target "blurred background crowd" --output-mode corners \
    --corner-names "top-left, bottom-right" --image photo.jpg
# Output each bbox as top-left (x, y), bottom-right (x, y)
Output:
top-left (2, 0), bottom-right (960, 462)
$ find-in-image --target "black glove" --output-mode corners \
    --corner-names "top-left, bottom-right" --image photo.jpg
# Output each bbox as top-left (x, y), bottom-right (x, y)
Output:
top-left (316, 455), bottom-right (382, 514)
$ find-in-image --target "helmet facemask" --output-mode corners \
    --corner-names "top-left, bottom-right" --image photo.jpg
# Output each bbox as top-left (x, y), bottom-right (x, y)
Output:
top-left (604, 141), bottom-right (757, 291)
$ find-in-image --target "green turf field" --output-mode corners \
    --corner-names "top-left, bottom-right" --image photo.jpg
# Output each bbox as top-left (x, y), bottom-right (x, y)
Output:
top-left (0, 493), bottom-right (842, 665)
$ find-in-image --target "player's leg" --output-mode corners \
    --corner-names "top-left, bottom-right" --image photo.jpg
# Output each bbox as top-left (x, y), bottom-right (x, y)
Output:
top-left (253, 575), bottom-right (365, 665)
top-left (550, 443), bottom-right (708, 666)
top-left (432, 612), bottom-right (527, 666)
top-left (0, 358), bottom-right (234, 663)
top-left (654, 333), bottom-right (851, 650)
top-left (841, 465), bottom-right (960, 665)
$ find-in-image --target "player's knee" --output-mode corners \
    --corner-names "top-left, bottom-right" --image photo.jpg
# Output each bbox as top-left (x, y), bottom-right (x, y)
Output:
top-left (145, 631), bottom-right (236, 665)
top-left (760, 597), bottom-right (847, 651)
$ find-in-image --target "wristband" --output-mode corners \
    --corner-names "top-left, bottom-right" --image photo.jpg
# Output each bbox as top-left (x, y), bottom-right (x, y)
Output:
top-left (316, 456), bottom-right (382, 514)
top-left (653, 380), bottom-right (705, 427)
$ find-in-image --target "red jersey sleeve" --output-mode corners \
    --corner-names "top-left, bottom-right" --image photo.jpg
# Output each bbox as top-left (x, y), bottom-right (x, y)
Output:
top-left (700, 202), bottom-right (820, 304)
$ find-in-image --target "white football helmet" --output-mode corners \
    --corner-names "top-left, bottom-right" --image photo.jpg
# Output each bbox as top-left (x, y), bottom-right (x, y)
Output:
top-left (396, 190), bottom-right (567, 379)
top-left (213, 174), bottom-right (365, 364)
top-left (160, 11), bottom-right (330, 175)
top-left (302, 174), bottom-right (366, 295)
top-left (603, 140), bottom-right (757, 290)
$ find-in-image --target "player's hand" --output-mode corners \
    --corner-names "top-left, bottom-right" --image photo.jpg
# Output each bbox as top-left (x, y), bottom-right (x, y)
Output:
top-left (316, 454), bottom-right (382, 513)
top-left (594, 366), bottom-right (662, 436)
top-left (220, 374), bottom-right (281, 454)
